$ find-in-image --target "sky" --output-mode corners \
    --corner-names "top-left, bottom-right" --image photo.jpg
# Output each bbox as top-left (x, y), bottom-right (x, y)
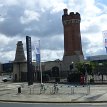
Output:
top-left (0, 0), bottom-right (107, 63)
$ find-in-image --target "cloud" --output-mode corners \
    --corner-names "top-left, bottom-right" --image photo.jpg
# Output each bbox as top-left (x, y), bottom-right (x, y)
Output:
top-left (0, 1), bottom-right (63, 38)
top-left (0, 34), bottom-right (26, 62)
top-left (33, 49), bottom-right (64, 62)
top-left (20, 10), bottom-right (40, 24)
top-left (40, 34), bottom-right (64, 50)
top-left (0, 5), bottom-right (25, 36)
top-left (0, 0), bottom-right (107, 62)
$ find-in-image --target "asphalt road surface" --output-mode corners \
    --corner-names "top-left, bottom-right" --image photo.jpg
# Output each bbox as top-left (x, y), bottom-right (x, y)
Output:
top-left (0, 102), bottom-right (107, 107)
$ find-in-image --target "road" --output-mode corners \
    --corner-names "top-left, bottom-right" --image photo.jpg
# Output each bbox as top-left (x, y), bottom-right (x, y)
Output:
top-left (0, 102), bottom-right (107, 107)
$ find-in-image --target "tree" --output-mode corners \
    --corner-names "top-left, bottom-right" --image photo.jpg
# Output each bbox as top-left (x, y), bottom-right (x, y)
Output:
top-left (75, 62), bottom-right (93, 75)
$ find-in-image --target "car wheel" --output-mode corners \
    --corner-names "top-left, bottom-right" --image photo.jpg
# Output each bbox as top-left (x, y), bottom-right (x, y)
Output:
top-left (3, 79), bottom-right (7, 82)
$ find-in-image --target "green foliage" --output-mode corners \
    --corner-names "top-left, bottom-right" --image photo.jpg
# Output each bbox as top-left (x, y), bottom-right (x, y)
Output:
top-left (102, 62), bottom-right (107, 66)
top-left (75, 61), bottom-right (107, 76)
top-left (75, 62), bottom-right (93, 75)
top-left (75, 62), bottom-right (84, 73)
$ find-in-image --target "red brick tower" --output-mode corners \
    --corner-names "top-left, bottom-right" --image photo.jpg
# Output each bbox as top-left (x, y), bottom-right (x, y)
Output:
top-left (62, 9), bottom-right (84, 69)
top-left (62, 8), bottom-right (83, 56)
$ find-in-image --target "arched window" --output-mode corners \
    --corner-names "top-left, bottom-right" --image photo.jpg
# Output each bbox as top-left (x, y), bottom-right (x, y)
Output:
top-left (52, 66), bottom-right (59, 77)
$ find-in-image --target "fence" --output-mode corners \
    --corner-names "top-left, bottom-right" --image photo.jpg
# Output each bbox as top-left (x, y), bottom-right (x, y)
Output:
top-left (93, 75), bottom-right (107, 83)
top-left (19, 83), bottom-right (90, 95)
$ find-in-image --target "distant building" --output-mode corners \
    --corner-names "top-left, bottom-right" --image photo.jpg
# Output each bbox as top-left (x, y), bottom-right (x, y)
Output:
top-left (86, 55), bottom-right (107, 62)
top-left (2, 63), bottom-right (13, 73)
top-left (86, 55), bottom-right (107, 75)
top-left (0, 62), bottom-right (13, 76)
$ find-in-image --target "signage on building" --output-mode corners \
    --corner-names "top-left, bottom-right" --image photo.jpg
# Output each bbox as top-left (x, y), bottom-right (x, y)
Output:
top-left (102, 30), bottom-right (107, 48)
top-left (26, 36), bottom-right (33, 85)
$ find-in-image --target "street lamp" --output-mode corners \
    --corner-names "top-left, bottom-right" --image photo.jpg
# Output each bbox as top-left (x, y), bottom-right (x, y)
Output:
top-left (70, 62), bottom-right (74, 71)
top-left (84, 64), bottom-right (88, 84)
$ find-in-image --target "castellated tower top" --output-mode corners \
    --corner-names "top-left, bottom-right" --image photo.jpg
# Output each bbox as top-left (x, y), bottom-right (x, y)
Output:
top-left (62, 9), bottom-right (81, 25)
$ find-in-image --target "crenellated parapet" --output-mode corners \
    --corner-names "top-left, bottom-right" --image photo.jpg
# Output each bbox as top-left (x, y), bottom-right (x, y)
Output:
top-left (62, 8), bottom-right (81, 25)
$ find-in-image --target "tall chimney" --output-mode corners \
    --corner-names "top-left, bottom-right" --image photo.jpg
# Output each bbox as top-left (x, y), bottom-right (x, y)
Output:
top-left (14, 41), bottom-right (26, 62)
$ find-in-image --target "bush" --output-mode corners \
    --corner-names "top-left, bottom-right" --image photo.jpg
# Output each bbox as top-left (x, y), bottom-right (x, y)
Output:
top-left (67, 73), bottom-right (81, 83)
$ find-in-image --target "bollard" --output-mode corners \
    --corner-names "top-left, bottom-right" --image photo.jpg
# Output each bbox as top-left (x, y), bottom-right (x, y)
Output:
top-left (71, 86), bottom-right (74, 94)
top-left (18, 87), bottom-right (21, 94)
top-left (87, 85), bottom-right (90, 95)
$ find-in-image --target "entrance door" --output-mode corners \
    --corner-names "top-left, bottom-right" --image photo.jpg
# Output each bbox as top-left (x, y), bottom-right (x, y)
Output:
top-left (52, 66), bottom-right (59, 77)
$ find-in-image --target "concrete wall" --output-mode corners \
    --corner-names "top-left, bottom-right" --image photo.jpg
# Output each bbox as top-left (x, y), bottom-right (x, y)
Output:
top-left (13, 62), bottom-right (27, 81)
top-left (62, 55), bottom-right (84, 71)
top-left (43, 61), bottom-right (68, 78)
top-left (43, 61), bottom-right (62, 71)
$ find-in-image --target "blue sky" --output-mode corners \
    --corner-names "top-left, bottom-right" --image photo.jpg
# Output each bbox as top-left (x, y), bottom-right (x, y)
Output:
top-left (0, 0), bottom-right (107, 63)
top-left (97, 0), bottom-right (107, 4)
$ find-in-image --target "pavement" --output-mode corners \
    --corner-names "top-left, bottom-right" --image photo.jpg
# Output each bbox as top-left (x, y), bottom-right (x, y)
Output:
top-left (0, 81), bottom-right (107, 103)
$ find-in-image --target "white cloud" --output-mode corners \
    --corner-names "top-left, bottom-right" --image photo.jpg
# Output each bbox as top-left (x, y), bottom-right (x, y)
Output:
top-left (0, 34), bottom-right (26, 62)
top-left (83, 0), bottom-right (102, 15)
top-left (0, 51), bottom-right (15, 63)
top-left (0, 34), bottom-right (10, 46)
top-left (0, 0), bottom-right (19, 6)
top-left (37, 49), bottom-right (64, 61)
top-left (20, 10), bottom-right (40, 24)
top-left (0, 0), bottom-right (107, 63)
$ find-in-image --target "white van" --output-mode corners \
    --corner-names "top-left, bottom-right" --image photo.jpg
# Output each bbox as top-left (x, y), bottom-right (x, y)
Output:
top-left (2, 75), bottom-right (12, 82)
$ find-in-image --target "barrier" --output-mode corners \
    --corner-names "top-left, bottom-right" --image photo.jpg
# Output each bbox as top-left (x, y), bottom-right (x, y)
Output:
top-left (40, 83), bottom-right (46, 94)
top-left (51, 84), bottom-right (59, 94)
top-left (20, 83), bottom-right (90, 95)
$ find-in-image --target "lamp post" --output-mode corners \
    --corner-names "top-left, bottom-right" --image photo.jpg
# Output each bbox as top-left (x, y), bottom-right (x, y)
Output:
top-left (72, 61), bottom-right (74, 68)
top-left (98, 63), bottom-right (103, 83)
top-left (84, 63), bottom-right (90, 94)
top-left (70, 62), bottom-right (74, 71)
top-left (84, 64), bottom-right (88, 84)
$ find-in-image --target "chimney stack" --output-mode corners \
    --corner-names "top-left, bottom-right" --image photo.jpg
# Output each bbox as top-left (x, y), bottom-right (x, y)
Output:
top-left (14, 41), bottom-right (26, 62)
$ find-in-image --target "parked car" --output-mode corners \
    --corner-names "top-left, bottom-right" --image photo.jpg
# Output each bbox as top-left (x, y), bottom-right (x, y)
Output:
top-left (2, 75), bottom-right (12, 82)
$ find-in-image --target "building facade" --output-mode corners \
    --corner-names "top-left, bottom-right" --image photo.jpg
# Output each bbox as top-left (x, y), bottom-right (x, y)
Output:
top-left (87, 55), bottom-right (107, 62)
top-left (10, 9), bottom-right (84, 82)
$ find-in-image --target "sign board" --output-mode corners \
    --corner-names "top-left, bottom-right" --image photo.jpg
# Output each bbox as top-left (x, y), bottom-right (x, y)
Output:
top-left (102, 30), bottom-right (107, 48)
top-left (26, 36), bottom-right (33, 85)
